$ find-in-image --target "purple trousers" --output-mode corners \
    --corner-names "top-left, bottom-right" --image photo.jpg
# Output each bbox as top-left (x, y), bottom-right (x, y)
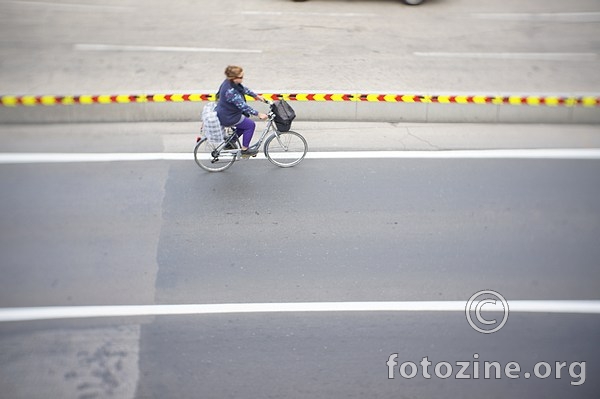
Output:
top-left (234, 117), bottom-right (256, 148)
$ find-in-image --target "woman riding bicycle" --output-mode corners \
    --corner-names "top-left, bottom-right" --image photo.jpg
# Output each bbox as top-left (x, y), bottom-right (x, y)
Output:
top-left (215, 65), bottom-right (268, 156)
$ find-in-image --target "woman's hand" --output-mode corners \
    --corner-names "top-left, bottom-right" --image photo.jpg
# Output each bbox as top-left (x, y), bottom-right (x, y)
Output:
top-left (256, 95), bottom-right (266, 103)
top-left (258, 113), bottom-right (268, 120)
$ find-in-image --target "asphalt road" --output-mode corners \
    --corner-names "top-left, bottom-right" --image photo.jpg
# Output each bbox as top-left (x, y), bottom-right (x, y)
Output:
top-left (0, 0), bottom-right (598, 94)
top-left (1, 146), bottom-right (599, 397)
top-left (1, 0), bottom-right (599, 396)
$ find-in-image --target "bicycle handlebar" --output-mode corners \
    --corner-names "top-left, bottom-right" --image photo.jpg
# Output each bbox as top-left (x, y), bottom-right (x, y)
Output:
top-left (264, 100), bottom-right (275, 117)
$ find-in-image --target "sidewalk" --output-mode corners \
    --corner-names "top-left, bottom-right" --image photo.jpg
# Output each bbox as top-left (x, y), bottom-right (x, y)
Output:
top-left (1, 122), bottom-right (599, 154)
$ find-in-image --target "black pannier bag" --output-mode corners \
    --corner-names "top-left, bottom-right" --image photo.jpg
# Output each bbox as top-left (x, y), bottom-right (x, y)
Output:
top-left (272, 100), bottom-right (296, 132)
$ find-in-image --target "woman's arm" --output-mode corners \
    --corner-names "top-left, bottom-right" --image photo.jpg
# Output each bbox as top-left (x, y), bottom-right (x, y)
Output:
top-left (243, 87), bottom-right (266, 103)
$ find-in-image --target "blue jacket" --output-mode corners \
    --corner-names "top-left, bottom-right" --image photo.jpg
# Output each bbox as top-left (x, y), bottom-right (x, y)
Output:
top-left (215, 79), bottom-right (259, 127)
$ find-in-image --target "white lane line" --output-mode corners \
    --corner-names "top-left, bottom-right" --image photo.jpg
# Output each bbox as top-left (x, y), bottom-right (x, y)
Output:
top-left (74, 44), bottom-right (262, 54)
top-left (241, 11), bottom-right (377, 17)
top-left (471, 12), bottom-right (600, 22)
top-left (12, 1), bottom-right (135, 12)
top-left (1, 149), bottom-right (600, 164)
top-left (0, 153), bottom-right (190, 164)
top-left (1, 300), bottom-right (599, 322)
top-left (414, 52), bottom-right (598, 61)
top-left (304, 149), bottom-right (600, 160)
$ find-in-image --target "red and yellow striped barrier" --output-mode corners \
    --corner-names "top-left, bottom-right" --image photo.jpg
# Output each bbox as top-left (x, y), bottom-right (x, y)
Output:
top-left (1, 93), bottom-right (599, 107)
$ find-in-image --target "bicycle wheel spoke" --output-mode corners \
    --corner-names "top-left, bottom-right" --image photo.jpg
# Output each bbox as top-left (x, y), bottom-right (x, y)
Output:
top-left (194, 138), bottom-right (237, 172)
top-left (265, 131), bottom-right (308, 168)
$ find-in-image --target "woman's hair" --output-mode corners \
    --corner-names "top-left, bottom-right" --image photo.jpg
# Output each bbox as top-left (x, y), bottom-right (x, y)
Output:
top-left (225, 65), bottom-right (243, 80)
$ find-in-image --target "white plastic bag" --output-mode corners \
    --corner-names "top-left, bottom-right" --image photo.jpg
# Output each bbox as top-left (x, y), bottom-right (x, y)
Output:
top-left (201, 102), bottom-right (225, 144)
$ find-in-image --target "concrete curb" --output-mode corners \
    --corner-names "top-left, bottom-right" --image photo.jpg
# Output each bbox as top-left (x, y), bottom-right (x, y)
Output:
top-left (1, 92), bottom-right (599, 124)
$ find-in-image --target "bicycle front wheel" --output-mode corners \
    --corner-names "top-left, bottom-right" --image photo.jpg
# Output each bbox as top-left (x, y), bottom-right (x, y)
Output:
top-left (194, 138), bottom-right (237, 172)
top-left (264, 131), bottom-right (308, 168)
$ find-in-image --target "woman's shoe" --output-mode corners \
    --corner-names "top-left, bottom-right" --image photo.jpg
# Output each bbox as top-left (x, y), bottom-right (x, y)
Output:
top-left (241, 147), bottom-right (259, 157)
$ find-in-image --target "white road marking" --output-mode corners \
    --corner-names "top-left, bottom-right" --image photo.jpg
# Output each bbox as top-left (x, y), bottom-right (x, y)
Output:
top-left (74, 44), bottom-right (262, 54)
top-left (12, 1), bottom-right (134, 12)
top-left (0, 153), bottom-right (190, 164)
top-left (414, 52), bottom-right (598, 61)
top-left (303, 149), bottom-right (600, 160)
top-left (471, 12), bottom-right (600, 22)
top-left (1, 149), bottom-right (600, 164)
top-left (1, 300), bottom-right (599, 322)
top-left (241, 11), bottom-right (377, 17)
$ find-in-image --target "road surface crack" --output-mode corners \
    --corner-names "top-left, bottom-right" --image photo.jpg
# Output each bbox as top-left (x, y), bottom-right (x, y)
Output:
top-left (406, 128), bottom-right (441, 150)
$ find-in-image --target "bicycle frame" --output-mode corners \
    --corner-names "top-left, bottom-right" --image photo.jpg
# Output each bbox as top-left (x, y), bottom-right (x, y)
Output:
top-left (218, 110), bottom-right (285, 157)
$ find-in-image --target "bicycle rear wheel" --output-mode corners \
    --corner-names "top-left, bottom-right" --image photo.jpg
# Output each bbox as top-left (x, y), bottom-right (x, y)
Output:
top-left (264, 131), bottom-right (308, 168)
top-left (194, 138), bottom-right (238, 172)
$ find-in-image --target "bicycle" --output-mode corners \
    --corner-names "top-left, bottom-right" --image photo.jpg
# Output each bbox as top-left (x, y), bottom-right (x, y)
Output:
top-left (194, 101), bottom-right (308, 172)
